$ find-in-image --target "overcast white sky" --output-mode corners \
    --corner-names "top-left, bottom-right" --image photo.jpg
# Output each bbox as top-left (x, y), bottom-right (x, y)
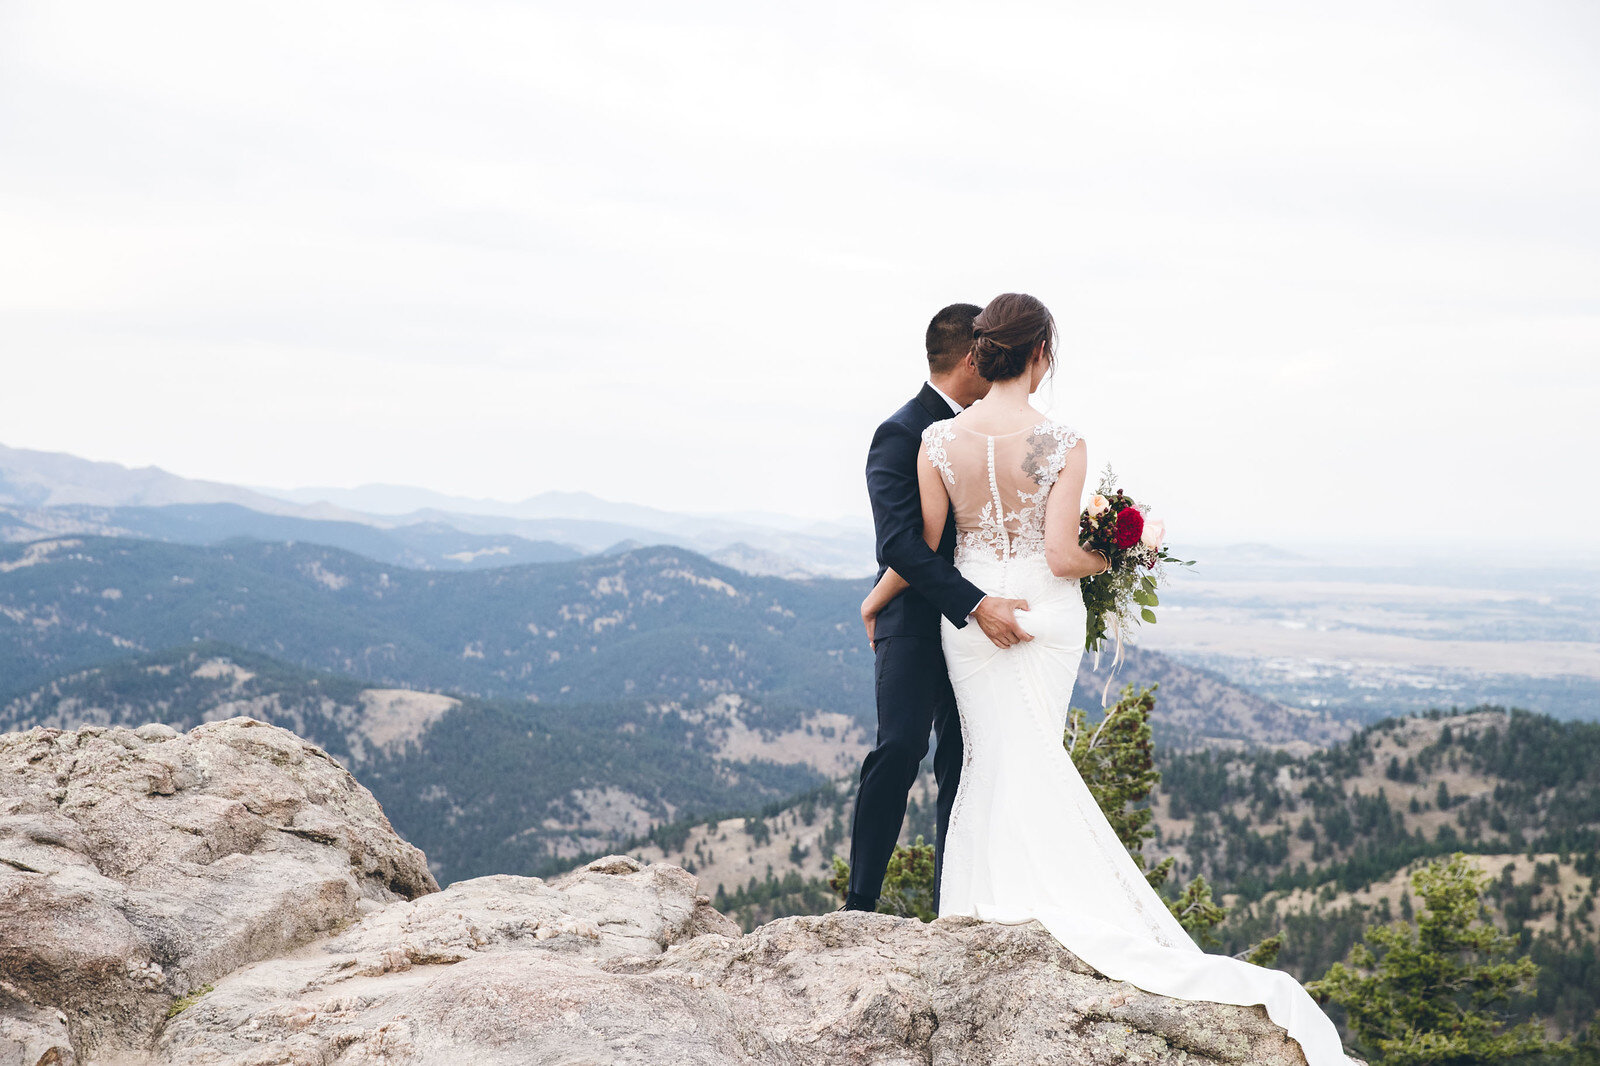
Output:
top-left (2, 1), bottom-right (1596, 546)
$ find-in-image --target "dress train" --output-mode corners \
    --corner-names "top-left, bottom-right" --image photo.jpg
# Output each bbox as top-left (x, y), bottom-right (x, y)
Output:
top-left (937, 552), bottom-right (1356, 1066)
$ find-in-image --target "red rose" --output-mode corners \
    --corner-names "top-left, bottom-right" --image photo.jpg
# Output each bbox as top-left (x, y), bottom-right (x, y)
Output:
top-left (1112, 507), bottom-right (1144, 549)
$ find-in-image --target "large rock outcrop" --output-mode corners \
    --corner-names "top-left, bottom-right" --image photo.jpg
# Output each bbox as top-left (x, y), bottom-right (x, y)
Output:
top-left (156, 854), bottom-right (1310, 1066)
top-left (2, 718), bottom-right (1322, 1065)
top-left (0, 718), bottom-right (437, 1063)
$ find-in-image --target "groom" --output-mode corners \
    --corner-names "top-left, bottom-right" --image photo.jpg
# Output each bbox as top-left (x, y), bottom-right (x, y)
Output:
top-left (844, 303), bottom-right (1033, 913)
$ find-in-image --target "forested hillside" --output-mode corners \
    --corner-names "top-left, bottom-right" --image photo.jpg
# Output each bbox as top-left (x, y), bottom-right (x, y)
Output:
top-left (0, 534), bottom-right (1353, 751)
top-left (0, 536), bottom-right (870, 711)
top-left (0, 642), bottom-right (845, 883)
top-left (0, 533), bottom-right (1357, 889)
top-left (1155, 709), bottom-right (1599, 901)
top-left (629, 705), bottom-right (1600, 1038)
top-left (1158, 708), bottom-right (1600, 1034)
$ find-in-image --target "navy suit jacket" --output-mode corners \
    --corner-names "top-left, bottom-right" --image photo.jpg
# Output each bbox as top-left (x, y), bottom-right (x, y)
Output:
top-left (866, 384), bottom-right (987, 641)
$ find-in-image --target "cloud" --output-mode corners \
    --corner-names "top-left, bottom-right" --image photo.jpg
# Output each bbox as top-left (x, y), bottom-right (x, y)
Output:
top-left (1, 0), bottom-right (1595, 545)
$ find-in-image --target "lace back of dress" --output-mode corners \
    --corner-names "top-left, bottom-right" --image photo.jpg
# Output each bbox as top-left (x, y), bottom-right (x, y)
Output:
top-left (923, 419), bottom-right (1081, 567)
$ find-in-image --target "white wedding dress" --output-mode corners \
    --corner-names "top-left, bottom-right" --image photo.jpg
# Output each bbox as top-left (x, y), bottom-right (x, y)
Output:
top-left (923, 417), bottom-right (1356, 1066)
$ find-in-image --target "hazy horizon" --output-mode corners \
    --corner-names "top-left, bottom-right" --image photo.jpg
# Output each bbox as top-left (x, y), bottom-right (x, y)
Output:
top-left (9, 434), bottom-right (1600, 562)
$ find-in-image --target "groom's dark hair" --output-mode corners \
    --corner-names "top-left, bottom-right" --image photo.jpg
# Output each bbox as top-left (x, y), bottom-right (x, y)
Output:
top-left (925, 303), bottom-right (983, 375)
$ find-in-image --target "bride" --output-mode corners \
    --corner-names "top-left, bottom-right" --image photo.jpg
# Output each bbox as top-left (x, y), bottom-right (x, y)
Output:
top-left (859, 293), bottom-right (1356, 1066)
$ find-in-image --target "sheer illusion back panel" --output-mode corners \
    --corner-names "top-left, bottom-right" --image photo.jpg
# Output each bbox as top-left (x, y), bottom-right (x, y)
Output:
top-left (923, 420), bottom-right (1080, 570)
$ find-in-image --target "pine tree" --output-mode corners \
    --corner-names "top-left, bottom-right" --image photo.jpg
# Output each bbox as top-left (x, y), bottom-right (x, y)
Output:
top-left (877, 836), bottom-right (937, 922)
top-left (827, 836), bottom-right (935, 921)
top-left (1066, 683), bottom-right (1254, 951)
top-left (1064, 684), bottom-right (1170, 889)
top-left (1308, 853), bottom-right (1570, 1065)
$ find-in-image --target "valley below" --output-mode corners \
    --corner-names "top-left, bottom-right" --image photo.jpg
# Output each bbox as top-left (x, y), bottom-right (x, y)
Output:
top-left (1142, 549), bottom-right (1600, 724)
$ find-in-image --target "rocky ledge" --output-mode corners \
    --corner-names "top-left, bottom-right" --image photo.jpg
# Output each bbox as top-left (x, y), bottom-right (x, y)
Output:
top-left (1, 718), bottom-right (1313, 1065)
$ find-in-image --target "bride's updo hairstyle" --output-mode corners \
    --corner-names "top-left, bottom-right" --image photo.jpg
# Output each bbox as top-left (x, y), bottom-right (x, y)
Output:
top-left (971, 293), bottom-right (1057, 382)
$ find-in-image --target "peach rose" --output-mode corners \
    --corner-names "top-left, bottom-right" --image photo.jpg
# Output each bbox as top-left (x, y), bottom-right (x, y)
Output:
top-left (1141, 518), bottom-right (1166, 551)
top-left (1087, 494), bottom-right (1110, 517)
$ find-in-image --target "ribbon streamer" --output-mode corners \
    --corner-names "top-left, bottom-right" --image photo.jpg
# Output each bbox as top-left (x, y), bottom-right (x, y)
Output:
top-left (1100, 613), bottom-right (1125, 708)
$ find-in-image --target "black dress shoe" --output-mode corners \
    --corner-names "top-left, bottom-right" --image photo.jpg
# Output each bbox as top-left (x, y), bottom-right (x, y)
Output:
top-left (842, 893), bottom-right (877, 912)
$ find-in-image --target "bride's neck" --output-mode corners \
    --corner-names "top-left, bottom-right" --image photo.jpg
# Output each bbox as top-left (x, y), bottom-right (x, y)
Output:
top-left (981, 376), bottom-right (1034, 411)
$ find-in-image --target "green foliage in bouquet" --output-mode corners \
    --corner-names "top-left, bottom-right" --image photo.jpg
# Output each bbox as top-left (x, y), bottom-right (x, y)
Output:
top-left (1080, 569), bottom-right (1127, 654)
top-left (1308, 853), bottom-right (1572, 1066)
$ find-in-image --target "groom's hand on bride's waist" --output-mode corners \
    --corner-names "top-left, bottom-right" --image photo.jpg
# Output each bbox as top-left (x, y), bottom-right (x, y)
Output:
top-left (972, 597), bottom-right (1033, 649)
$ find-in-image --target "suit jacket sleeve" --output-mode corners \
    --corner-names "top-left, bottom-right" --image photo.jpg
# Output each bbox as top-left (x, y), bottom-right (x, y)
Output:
top-left (867, 420), bottom-right (986, 628)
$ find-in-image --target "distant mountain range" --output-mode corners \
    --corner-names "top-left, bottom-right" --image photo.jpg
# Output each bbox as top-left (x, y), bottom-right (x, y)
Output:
top-left (0, 442), bottom-right (359, 518)
top-left (259, 481), bottom-right (867, 539)
top-left (0, 534), bottom-right (1357, 752)
top-left (0, 536), bottom-right (872, 712)
top-left (15, 439), bottom-right (1579, 730)
top-left (0, 442), bottom-right (875, 578)
top-left (0, 501), bottom-right (582, 571)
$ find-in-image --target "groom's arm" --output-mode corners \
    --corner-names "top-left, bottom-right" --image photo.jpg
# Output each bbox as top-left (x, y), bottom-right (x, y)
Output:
top-left (867, 420), bottom-right (985, 628)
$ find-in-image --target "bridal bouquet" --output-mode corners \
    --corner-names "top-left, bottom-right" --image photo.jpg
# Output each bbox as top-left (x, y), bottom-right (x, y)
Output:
top-left (1078, 466), bottom-right (1193, 656)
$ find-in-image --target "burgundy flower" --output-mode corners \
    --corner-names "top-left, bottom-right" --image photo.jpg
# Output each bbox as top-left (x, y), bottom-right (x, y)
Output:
top-left (1112, 507), bottom-right (1144, 549)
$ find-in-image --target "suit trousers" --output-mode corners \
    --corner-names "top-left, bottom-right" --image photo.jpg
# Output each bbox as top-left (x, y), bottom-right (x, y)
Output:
top-left (846, 634), bottom-right (963, 909)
